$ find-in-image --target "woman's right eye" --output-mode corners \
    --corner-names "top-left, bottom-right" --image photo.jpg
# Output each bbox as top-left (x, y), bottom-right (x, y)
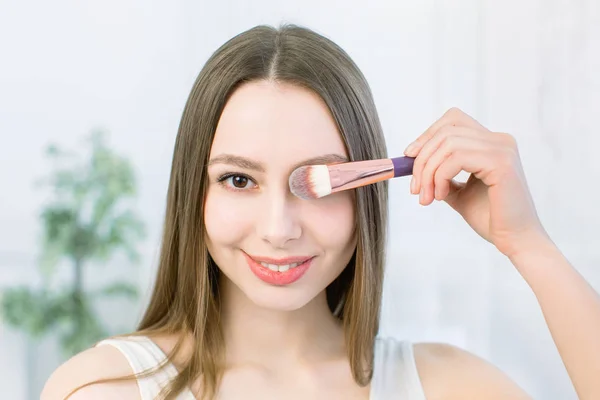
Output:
top-left (217, 173), bottom-right (258, 191)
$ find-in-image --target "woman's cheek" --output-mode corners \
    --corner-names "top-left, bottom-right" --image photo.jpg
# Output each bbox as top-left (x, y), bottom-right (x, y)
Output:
top-left (204, 189), bottom-right (255, 242)
top-left (304, 192), bottom-right (356, 244)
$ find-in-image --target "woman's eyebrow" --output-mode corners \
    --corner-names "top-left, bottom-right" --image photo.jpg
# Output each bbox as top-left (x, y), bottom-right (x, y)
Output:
top-left (207, 153), bottom-right (349, 172)
top-left (207, 154), bottom-right (265, 171)
top-left (293, 154), bottom-right (349, 169)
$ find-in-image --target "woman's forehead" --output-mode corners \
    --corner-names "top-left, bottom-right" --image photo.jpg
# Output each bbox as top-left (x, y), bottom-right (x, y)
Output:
top-left (211, 81), bottom-right (348, 160)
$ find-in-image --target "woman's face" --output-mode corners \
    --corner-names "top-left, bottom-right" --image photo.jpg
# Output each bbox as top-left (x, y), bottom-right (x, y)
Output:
top-left (204, 80), bottom-right (357, 311)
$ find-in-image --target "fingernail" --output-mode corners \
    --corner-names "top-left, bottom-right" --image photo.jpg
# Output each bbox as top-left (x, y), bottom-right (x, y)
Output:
top-left (404, 142), bottom-right (417, 155)
top-left (419, 188), bottom-right (424, 203)
top-left (410, 177), bottom-right (416, 193)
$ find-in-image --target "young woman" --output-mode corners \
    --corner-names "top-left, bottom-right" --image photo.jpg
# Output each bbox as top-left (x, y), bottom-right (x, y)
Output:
top-left (41, 24), bottom-right (600, 400)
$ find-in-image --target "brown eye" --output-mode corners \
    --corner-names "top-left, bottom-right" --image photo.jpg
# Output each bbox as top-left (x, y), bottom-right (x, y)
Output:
top-left (232, 175), bottom-right (248, 188)
top-left (217, 173), bottom-right (257, 191)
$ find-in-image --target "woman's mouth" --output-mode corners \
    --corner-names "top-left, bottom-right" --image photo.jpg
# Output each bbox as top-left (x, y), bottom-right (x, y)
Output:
top-left (257, 261), bottom-right (303, 272)
top-left (243, 253), bottom-right (315, 285)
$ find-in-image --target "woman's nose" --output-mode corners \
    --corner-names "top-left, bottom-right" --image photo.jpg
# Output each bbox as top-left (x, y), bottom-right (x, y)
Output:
top-left (256, 190), bottom-right (302, 249)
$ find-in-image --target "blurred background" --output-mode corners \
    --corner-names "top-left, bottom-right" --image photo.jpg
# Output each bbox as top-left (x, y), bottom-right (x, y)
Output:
top-left (1, 0), bottom-right (599, 399)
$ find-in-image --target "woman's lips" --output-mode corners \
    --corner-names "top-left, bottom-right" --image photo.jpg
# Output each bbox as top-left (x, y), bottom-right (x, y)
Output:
top-left (243, 252), bottom-right (315, 286)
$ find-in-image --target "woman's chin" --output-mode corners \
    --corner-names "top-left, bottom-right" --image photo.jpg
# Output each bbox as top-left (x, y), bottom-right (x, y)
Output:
top-left (243, 287), bottom-right (316, 312)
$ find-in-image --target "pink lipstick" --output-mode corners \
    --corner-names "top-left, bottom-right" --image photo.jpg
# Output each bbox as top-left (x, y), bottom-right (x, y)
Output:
top-left (243, 252), bottom-right (314, 286)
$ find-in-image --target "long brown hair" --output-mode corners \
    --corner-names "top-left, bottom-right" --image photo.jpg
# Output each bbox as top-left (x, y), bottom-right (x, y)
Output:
top-left (67, 23), bottom-right (389, 400)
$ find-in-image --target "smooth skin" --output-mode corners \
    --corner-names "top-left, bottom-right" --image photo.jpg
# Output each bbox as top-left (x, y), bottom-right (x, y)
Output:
top-left (40, 85), bottom-right (600, 399)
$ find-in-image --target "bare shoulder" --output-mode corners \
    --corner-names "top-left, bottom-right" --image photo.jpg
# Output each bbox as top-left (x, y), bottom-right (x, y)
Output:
top-left (413, 342), bottom-right (532, 400)
top-left (40, 343), bottom-right (140, 400)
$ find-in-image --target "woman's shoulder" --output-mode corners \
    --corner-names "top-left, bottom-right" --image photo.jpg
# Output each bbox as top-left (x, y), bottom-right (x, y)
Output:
top-left (40, 332), bottom-right (186, 400)
top-left (40, 341), bottom-right (140, 400)
top-left (412, 342), bottom-right (532, 400)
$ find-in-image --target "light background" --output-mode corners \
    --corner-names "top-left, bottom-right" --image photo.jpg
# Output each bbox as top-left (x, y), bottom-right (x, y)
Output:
top-left (1, 0), bottom-right (599, 398)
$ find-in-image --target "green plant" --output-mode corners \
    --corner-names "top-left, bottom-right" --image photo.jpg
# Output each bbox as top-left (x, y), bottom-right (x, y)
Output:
top-left (0, 130), bottom-right (145, 356)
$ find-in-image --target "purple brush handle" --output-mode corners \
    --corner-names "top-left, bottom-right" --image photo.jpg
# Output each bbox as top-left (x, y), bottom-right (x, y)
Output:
top-left (391, 156), bottom-right (415, 178)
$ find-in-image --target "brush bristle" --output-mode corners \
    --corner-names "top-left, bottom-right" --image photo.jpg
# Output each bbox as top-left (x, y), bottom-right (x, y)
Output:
top-left (289, 165), bottom-right (332, 200)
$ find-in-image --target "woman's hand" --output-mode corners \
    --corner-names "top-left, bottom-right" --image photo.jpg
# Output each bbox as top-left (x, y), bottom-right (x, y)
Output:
top-left (405, 107), bottom-right (600, 400)
top-left (404, 107), bottom-right (550, 259)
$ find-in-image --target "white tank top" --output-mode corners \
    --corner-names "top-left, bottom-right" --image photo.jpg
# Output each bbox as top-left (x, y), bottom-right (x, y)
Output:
top-left (95, 335), bottom-right (426, 399)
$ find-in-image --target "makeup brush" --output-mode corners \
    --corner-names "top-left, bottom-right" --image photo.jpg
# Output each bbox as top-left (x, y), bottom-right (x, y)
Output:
top-left (289, 156), bottom-right (415, 200)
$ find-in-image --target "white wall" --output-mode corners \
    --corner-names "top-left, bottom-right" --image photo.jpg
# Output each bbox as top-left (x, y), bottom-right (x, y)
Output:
top-left (1, 0), bottom-right (599, 398)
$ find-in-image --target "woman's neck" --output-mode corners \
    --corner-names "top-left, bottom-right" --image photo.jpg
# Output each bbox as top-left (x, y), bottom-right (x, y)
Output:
top-left (219, 276), bottom-right (346, 369)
